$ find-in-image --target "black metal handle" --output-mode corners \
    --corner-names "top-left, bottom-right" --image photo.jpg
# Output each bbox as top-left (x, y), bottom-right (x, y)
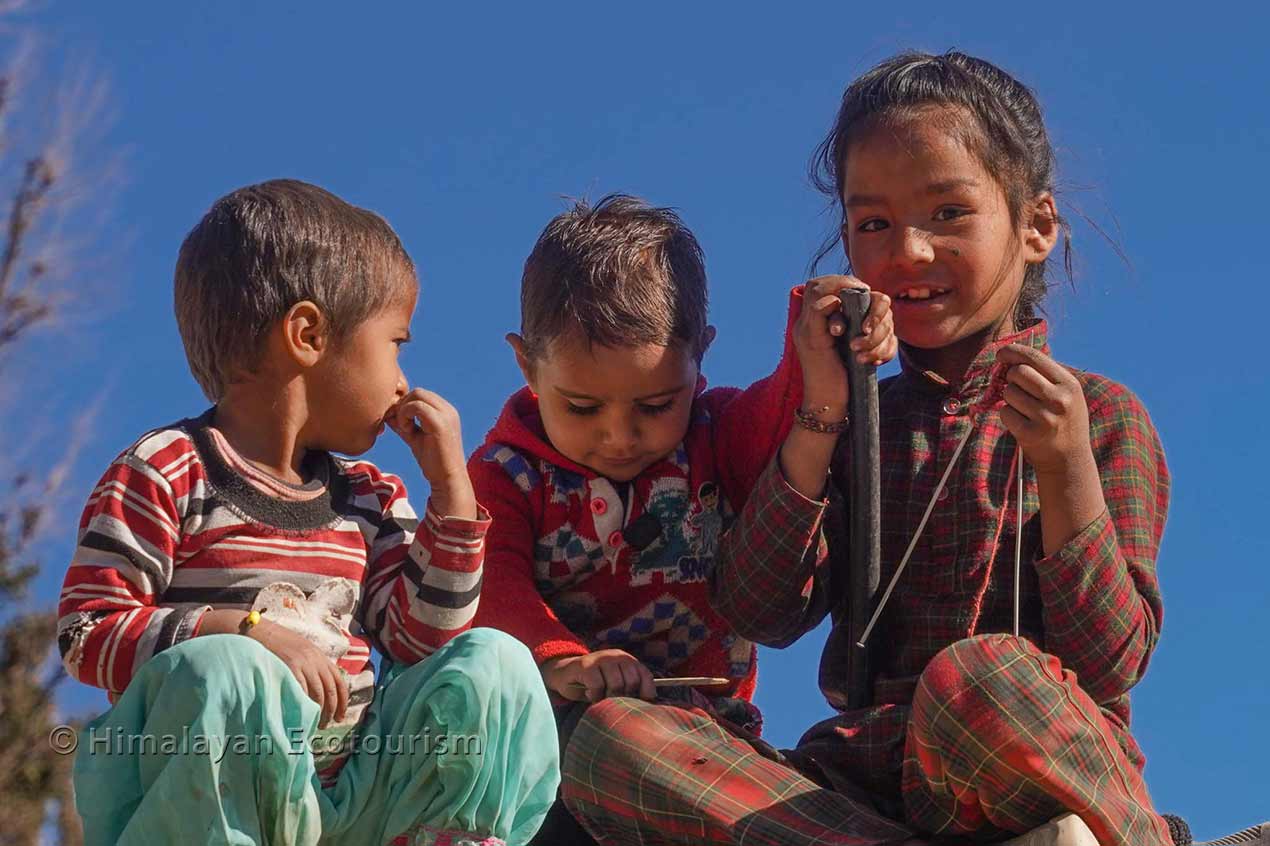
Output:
top-left (837, 288), bottom-right (881, 711)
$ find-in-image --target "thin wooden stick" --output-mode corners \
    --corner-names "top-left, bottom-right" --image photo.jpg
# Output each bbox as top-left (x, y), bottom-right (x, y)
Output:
top-left (566, 676), bottom-right (730, 691)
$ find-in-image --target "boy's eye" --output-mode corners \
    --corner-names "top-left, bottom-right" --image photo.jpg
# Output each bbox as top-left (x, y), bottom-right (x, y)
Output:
top-left (638, 400), bottom-right (675, 416)
top-left (856, 218), bottom-right (888, 233)
top-left (566, 403), bottom-right (600, 416)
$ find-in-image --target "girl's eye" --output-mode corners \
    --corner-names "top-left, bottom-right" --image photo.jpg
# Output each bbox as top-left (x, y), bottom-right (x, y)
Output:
top-left (934, 206), bottom-right (970, 222)
top-left (566, 403), bottom-right (600, 416)
top-left (638, 400), bottom-right (675, 416)
top-left (856, 218), bottom-right (888, 233)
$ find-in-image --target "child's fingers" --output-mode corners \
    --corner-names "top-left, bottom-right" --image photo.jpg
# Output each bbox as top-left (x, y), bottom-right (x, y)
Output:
top-left (557, 676), bottom-right (592, 703)
top-left (616, 661), bottom-right (644, 696)
top-left (1002, 382), bottom-right (1046, 423)
top-left (298, 663), bottom-right (328, 723)
top-left (598, 661), bottom-right (628, 699)
top-left (850, 309), bottom-right (894, 353)
top-left (867, 289), bottom-right (892, 318)
top-left (999, 344), bottom-right (1071, 385)
top-left (404, 387), bottom-right (455, 414)
top-left (811, 292), bottom-right (846, 313)
top-left (636, 663), bottom-right (657, 700)
top-left (807, 274), bottom-right (868, 294)
top-left (856, 290), bottom-right (892, 338)
top-left (1005, 364), bottom-right (1065, 412)
top-left (332, 664), bottom-right (349, 724)
top-left (998, 403), bottom-right (1033, 439)
top-left (881, 334), bottom-right (898, 364)
top-left (394, 392), bottom-right (460, 435)
top-left (579, 667), bottom-right (607, 702)
top-left (393, 402), bottom-right (446, 437)
top-left (288, 664), bottom-right (314, 704)
top-left (318, 662), bottom-right (341, 727)
top-left (804, 276), bottom-right (869, 323)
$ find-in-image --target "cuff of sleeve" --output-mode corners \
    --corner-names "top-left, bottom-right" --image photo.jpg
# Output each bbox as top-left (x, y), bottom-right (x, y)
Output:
top-left (531, 639), bottom-right (591, 667)
top-left (766, 454), bottom-right (831, 513)
top-left (1036, 507), bottom-right (1116, 587)
top-left (165, 604), bottom-right (212, 650)
top-left (423, 500), bottom-right (493, 537)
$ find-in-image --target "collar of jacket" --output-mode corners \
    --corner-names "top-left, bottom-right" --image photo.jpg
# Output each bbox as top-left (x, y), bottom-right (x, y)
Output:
top-left (894, 318), bottom-right (1050, 407)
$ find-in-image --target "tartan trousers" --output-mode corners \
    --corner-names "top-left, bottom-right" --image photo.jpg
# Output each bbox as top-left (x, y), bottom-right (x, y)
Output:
top-left (561, 635), bottom-right (1172, 846)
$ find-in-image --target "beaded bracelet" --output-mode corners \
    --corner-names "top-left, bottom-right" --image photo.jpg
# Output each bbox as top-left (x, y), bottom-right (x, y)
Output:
top-left (794, 405), bottom-right (849, 434)
top-left (239, 609), bottom-right (264, 635)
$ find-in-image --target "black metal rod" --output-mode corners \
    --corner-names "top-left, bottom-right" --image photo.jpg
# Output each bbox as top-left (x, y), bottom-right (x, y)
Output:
top-left (838, 288), bottom-right (881, 711)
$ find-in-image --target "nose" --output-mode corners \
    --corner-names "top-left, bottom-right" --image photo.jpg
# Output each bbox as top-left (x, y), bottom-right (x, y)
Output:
top-left (894, 225), bottom-right (935, 265)
top-left (394, 367), bottom-right (409, 399)
top-left (601, 411), bottom-right (640, 454)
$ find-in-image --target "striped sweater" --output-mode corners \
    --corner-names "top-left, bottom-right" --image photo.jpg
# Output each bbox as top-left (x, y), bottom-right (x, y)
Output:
top-left (57, 410), bottom-right (490, 733)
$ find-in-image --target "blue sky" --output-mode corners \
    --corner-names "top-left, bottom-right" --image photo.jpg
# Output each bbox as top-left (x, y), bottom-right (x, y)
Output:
top-left (18, 2), bottom-right (1268, 838)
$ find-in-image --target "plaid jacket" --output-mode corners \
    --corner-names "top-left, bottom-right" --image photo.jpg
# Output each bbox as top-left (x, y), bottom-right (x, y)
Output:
top-left (712, 320), bottom-right (1169, 782)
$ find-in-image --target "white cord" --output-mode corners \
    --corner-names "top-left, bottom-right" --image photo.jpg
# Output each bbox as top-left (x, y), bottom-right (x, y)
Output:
top-left (857, 423), bottom-right (974, 647)
top-left (1013, 450), bottom-right (1024, 637)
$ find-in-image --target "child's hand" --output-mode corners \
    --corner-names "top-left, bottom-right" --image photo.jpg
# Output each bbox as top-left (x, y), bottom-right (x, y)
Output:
top-left (247, 618), bottom-right (349, 727)
top-left (794, 276), bottom-right (895, 410)
top-left (541, 650), bottom-right (657, 702)
top-left (996, 344), bottom-right (1094, 475)
top-left (385, 388), bottom-right (478, 519)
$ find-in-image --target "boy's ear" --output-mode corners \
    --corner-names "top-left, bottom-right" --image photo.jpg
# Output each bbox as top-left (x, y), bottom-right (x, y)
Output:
top-left (506, 333), bottom-right (536, 389)
top-left (699, 325), bottom-right (717, 358)
top-left (283, 301), bottom-right (329, 367)
top-left (1022, 193), bottom-right (1060, 264)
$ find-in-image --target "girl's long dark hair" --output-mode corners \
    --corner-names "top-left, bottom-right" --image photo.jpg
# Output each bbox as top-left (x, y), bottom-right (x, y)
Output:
top-left (811, 51), bottom-right (1073, 325)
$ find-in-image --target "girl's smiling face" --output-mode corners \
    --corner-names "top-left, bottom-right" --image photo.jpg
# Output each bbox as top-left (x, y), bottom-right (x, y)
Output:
top-left (841, 109), bottom-right (1056, 371)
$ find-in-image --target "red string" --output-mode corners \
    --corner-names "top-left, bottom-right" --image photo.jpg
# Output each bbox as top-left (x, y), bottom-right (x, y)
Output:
top-left (965, 409), bottom-right (1023, 637)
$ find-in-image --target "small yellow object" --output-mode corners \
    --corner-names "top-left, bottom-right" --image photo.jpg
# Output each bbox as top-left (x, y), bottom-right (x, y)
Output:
top-left (239, 609), bottom-right (264, 635)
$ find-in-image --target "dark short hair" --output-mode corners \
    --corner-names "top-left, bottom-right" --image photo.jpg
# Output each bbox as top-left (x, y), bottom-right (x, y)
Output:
top-left (811, 51), bottom-right (1072, 324)
top-left (519, 194), bottom-right (709, 362)
top-left (174, 179), bottom-right (417, 401)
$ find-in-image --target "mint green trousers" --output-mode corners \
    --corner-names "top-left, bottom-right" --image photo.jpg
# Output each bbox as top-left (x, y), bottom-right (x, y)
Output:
top-left (73, 629), bottom-right (559, 846)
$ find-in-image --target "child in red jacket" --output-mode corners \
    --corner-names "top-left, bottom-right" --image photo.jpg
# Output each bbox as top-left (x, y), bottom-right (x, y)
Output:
top-left (468, 194), bottom-right (894, 842)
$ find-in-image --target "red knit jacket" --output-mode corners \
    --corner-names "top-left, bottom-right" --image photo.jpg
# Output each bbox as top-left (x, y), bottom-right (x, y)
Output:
top-left (469, 291), bottom-right (804, 702)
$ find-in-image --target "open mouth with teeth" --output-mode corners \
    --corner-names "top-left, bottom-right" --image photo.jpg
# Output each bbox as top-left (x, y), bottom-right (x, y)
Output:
top-left (895, 286), bottom-right (951, 302)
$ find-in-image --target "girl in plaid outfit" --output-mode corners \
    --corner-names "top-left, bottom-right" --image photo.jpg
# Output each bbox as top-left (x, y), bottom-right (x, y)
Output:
top-left (560, 51), bottom-right (1181, 846)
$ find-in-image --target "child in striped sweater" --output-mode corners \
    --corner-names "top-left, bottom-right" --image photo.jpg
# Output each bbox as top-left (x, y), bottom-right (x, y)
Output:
top-left (57, 179), bottom-right (558, 846)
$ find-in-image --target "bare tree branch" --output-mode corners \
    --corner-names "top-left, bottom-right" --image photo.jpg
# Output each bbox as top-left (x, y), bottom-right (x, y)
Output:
top-left (0, 8), bottom-right (113, 841)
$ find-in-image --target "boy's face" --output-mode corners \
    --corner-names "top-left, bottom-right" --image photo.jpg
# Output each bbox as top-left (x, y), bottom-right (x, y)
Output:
top-left (308, 289), bottom-right (415, 456)
top-left (516, 331), bottom-right (701, 482)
